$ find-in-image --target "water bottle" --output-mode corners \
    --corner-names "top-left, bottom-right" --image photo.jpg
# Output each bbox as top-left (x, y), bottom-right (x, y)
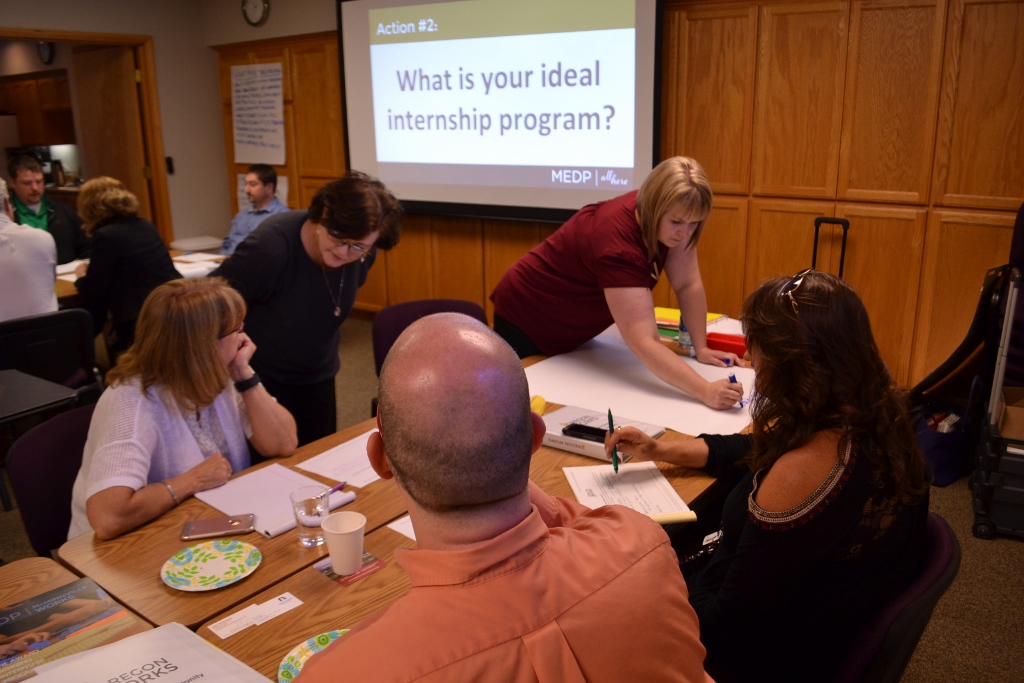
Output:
top-left (678, 321), bottom-right (695, 357)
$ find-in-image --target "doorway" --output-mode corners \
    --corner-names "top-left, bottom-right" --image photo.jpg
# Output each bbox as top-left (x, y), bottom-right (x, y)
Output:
top-left (0, 28), bottom-right (172, 242)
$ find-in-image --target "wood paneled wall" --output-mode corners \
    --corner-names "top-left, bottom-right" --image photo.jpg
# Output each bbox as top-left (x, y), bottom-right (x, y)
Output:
top-left (214, 1), bottom-right (1023, 386)
top-left (665, 0), bottom-right (1022, 385)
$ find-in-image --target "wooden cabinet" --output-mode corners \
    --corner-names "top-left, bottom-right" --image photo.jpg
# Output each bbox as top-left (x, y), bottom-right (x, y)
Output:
top-left (698, 197), bottom-right (749, 317)
top-left (661, 3), bottom-right (758, 194)
top-left (0, 71), bottom-right (75, 145)
top-left (751, 2), bottom-right (849, 199)
top-left (744, 198), bottom-right (836, 289)
top-left (931, 0), bottom-right (1024, 211)
top-left (832, 203), bottom-right (927, 384)
top-left (660, 0), bottom-right (1024, 385)
top-left (838, 0), bottom-right (946, 204)
top-left (911, 209), bottom-right (1016, 384)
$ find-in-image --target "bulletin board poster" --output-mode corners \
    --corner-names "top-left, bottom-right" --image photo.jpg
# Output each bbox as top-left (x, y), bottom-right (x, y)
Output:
top-left (232, 63), bottom-right (286, 165)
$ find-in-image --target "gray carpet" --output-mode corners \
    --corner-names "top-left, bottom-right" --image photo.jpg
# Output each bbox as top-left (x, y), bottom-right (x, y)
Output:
top-left (1, 313), bottom-right (1021, 681)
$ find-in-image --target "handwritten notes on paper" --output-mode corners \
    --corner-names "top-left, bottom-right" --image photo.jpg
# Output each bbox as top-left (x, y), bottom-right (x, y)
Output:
top-left (232, 63), bottom-right (285, 165)
top-left (563, 462), bottom-right (691, 516)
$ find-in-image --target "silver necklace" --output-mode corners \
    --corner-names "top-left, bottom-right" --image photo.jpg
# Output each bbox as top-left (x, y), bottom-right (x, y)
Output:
top-left (322, 269), bottom-right (345, 317)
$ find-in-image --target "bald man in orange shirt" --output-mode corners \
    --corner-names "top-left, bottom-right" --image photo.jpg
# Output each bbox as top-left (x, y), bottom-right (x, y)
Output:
top-left (301, 313), bottom-right (713, 683)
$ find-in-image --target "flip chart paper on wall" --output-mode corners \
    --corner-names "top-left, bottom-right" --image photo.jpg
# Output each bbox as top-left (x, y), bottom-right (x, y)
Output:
top-left (232, 63), bottom-right (286, 165)
top-left (524, 324), bottom-right (753, 437)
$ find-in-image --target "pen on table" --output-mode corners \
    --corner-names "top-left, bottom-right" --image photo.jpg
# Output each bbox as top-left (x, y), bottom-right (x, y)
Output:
top-left (327, 482), bottom-right (347, 495)
top-left (608, 408), bottom-right (619, 474)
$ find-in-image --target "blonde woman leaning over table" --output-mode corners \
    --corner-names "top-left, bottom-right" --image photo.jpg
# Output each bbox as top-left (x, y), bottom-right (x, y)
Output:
top-left (606, 270), bottom-right (929, 683)
top-left (490, 156), bottom-right (743, 409)
top-left (68, 278), bottom-right (298, 541)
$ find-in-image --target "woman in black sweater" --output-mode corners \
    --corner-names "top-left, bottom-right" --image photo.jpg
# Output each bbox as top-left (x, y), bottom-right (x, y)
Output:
top-left (607, 269), bottom-right (929, 682)
top-left (74, 177), bottom-right (181, 356)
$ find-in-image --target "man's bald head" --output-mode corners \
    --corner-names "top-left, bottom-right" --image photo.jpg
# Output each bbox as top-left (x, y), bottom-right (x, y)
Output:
top-left (377, 313), bottom-right (533, 513)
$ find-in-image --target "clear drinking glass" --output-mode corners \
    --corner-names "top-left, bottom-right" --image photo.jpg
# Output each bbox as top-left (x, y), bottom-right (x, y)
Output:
top-left (289, 485), bottom-right (329, 547)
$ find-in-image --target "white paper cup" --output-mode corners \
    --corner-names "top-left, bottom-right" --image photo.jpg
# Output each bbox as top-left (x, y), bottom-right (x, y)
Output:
top-left (321, 511), bottom-right (367, 575)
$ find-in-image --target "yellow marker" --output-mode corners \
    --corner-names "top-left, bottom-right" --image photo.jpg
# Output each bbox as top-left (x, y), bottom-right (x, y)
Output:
top-left (649, 511), bottom-right (698, 525)
top-left (529, 395), bottom-right (547, 414)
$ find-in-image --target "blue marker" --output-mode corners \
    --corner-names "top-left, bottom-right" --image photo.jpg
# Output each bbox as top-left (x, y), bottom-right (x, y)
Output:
top-left (724, 358), bottom-right (731, 366)
top-left (728, 373), bottom-right (750, 407)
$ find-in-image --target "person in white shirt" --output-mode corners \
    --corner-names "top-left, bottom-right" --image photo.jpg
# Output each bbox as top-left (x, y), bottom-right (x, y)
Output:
top-left (68, 277), bottom-right (298, 540)
top-left (0, 177), bottom-right (58, 322)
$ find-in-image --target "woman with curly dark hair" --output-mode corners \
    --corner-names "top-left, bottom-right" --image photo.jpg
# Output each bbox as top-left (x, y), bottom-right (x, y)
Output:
top-left (606, 269), bottom-right (929, 682)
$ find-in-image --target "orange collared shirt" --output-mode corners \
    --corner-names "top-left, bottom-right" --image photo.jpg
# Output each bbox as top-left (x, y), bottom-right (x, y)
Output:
top-left (300, 482), bottom-right (713, 683)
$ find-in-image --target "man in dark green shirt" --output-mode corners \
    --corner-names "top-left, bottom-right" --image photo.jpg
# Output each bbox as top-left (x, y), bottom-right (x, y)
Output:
top-left (8, 154), bottom-right (91, 264)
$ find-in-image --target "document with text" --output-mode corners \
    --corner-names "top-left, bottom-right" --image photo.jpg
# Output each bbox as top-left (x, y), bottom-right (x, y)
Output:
top-left (563, 461), bottom-right (691, 516)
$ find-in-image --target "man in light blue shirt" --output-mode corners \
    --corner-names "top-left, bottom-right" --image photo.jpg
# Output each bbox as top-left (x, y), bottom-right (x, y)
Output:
top-left (220, 164), bottom-right (289, 255)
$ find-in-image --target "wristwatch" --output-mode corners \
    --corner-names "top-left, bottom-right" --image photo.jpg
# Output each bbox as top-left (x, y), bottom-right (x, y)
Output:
top-left (234, 371), bottom-right (261, 393)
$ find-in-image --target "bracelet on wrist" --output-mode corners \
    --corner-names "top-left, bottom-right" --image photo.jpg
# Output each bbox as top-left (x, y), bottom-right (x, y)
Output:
top-left (234, 372), bottom-right (261, 393)
top-left (162, 480), bottom-right (180, 506)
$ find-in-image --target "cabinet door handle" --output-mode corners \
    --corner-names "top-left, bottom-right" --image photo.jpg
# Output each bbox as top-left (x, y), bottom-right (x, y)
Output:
top-left (813, 217), bottom-right (852, 279)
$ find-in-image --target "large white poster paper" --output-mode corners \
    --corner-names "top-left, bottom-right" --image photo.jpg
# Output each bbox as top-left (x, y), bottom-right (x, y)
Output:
top-left (232, 63), bottom-right (286, 165)
top-left (525, 322), bottom-right (754, 437)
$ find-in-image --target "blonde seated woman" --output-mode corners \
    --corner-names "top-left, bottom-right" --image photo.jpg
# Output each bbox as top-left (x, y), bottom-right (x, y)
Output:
top-left (68, 278), bottom-right (298, 540)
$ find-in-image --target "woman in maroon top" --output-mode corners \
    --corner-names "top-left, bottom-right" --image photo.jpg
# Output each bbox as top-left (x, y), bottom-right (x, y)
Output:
top-left (491, 156), bottom-right (743, 409)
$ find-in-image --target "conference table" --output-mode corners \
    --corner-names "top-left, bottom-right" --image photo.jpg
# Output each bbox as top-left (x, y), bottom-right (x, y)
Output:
top-left (57, 413), bottom-right (714, 635)
top-left (54, 250), bottom-right (224, 303)
top-left (57, 421), bottom-right (408, 630)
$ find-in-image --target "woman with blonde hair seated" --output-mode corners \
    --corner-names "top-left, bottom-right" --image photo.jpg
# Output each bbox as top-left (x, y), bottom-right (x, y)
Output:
top-left (68, 277), bottom-right (298, 540)
top-left (73, 176), bottom-right (180, 355)
top-left (607, 269), bottom-right (929, 682)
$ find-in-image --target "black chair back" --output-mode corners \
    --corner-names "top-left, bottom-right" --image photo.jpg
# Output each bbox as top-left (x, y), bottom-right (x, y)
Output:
top-left (8, 402), bottom-right (96, 556)
top-left (372, 299), bottom-right (489, 376)
top-left (0, 308), bottom-right (102, 397)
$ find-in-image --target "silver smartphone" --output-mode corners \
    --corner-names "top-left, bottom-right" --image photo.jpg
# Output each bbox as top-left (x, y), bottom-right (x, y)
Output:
top-left (181, 514), bottom-right (255, 541)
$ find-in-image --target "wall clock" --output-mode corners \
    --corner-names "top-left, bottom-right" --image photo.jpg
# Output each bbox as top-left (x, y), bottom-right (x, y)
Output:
top-left (242, 0), bottom-right (270, 27)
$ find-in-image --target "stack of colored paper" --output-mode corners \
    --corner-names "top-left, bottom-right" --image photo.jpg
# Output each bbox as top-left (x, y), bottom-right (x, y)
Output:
top-left (654, 307), bottom-right (724, 330)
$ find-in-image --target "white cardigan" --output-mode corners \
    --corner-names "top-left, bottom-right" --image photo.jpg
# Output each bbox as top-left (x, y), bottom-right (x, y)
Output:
top-left (68, 379), bottom-right (252, 539)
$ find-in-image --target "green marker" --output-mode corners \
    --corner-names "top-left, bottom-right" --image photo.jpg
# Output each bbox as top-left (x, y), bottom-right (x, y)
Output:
top-left (608, 408), bottom-right (619, 473)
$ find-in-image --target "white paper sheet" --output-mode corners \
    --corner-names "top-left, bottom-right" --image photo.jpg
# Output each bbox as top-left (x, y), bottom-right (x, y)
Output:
top-left (195, 463), bottom-right (357, 538)
top-left (55, 259), bottom-right (87, 275)
top-left (31, 623), bottom-right (266, 682)
top-left (56, 273), bottom-right (77, 282)
top-left (563, 461), bottom-right (691, 515)
top-left (295, 430), bottom-right (381, 488)
top-left (174, 252), bottom-right (223, 262)
top-left (174, 261), bottom-right (219, 279)
top-left (232, 63), bottom-right (286, 165)
top-left (525, 325), bottom-right (753, 436)
top-left (387, 515), bottom-right (416, 541)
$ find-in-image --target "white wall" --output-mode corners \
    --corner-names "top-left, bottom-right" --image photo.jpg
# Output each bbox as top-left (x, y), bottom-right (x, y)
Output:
top-left (0, 40), bottom-right (72, 75)
top-left (0, 1), bottom-right (231, 239)
top-left (200, 0), bottom-right (336, 47)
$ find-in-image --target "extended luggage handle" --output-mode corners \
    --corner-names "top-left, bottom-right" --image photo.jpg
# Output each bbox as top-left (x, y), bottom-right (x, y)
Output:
top-left (812, 217), bottom-right (852, 279)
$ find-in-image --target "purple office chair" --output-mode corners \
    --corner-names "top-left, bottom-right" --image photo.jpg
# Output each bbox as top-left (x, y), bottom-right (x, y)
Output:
top-left (835, 512), bottom-right (961, 683)
top-left (371, 299), bottom-right (489, 415)
top-left (7, 402), bottom-right (96, 556)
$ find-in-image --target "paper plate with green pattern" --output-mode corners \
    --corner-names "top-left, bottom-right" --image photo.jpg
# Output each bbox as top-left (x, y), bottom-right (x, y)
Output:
top-left (278, 630), bottom-right (348, 682)
top-left (160, 539), bottom-right (262, 592)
